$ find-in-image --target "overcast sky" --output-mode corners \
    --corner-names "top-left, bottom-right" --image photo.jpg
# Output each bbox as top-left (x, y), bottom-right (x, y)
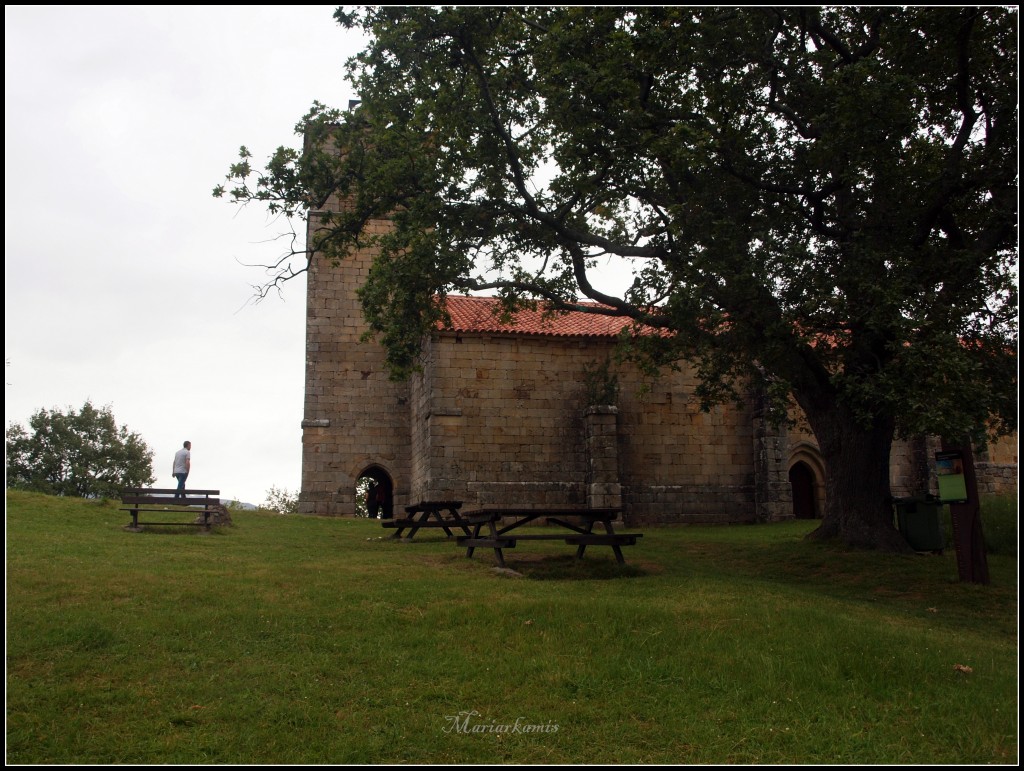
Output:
top-left (5, 6), bottom-right (368, 505)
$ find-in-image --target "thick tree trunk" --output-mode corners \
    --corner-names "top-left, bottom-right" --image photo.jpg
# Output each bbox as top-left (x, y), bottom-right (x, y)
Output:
top-left (799, 401), bottom-right (910, 552)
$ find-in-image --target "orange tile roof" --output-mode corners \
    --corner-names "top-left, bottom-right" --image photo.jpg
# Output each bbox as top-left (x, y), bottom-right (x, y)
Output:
top-left (440, 295), bottom-right (638, 338)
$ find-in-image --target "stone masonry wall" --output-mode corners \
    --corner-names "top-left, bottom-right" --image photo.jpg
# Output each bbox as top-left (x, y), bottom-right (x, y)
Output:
top-left (615, 364), bottom-right (757, 525)
top-left (412, 333), bottom-right (761, 524)
top-left (974, 434), bottom-right (1018, 497)
top-left (299, 212), bottom-right (411, 516)
top-left (409, 333), bottom-right (592, 506)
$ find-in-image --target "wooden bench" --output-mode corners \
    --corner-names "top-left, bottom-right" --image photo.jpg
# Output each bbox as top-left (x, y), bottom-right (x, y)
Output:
top-left (120, 488), bottom-right (221, 531)
top-left (457, 508), bottom-right (642, 567)
top-left (381, 500), bottom-right (468, 540)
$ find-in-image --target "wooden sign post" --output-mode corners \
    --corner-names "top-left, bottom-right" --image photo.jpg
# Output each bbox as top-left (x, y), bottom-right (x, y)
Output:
top-left (939, 439), bottom-right (990, 585)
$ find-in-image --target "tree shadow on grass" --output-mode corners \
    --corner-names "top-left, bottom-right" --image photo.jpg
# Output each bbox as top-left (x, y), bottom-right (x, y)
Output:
top-left (488, 553), bottom-right (648, 581)
top-left (122, 525), bottom-right (227, 535)
top-left (423, 547), bottom-right (653, 580)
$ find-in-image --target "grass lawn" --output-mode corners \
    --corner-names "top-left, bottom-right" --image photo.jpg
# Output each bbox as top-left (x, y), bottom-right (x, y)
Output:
top-left (5, 490), bottom-right (1018, 764)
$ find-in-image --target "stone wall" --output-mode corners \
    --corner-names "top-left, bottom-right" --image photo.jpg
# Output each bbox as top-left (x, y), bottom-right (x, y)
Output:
top-left (584, 406), bottom-right (622, 509)
top-left (298, 212), bottom-right (411, 516)
top-left (751, 391), bottom-right (793, 523)
top-left (974, 462), bottom-right (1018, 496)
top-left (974, 435), bottom-right (1018, 497)
top-left (408, 332), bottom-right (763, 524)
top-left (408, 333), bottom-right (593, 505)
top-left (615, 366), bottom-right (757, 525)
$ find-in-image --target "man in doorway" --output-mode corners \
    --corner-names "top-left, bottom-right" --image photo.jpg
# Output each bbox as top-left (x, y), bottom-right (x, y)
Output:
top-left (379, 478), bottom-right (393, 519)
top-left (367, 480), bottom-right (381, 519)
top-left (172, 441), bottom-right (191, 500)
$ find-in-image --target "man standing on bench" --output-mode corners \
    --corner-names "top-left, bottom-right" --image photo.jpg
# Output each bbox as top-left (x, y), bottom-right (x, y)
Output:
top-left (172, 440), bottom-right (191, 500)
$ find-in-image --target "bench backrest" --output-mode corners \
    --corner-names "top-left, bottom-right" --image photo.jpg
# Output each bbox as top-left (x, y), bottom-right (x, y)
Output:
top-left (120, 488), bottom-right (220, 506)
top-left (121, 488), bottom-right (220, 497)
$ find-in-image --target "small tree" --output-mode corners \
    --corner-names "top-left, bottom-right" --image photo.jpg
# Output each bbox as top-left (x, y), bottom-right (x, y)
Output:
top-left (6, 401), bottom-right (155, 498)
top-left (262, 485), bottom-right (299, 514)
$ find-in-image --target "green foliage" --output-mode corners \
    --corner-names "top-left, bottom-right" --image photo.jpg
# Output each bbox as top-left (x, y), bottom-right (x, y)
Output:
top-left (261, 485), bottom-right (299, 514)
top-left (582, 357), bottom-right (619, 406)
top-left (354, 476), bottom-right (371, 517)
top-left (5, 400), bottom-right (154, 498)
top-left (218, 8), bottom-right (1017, 545)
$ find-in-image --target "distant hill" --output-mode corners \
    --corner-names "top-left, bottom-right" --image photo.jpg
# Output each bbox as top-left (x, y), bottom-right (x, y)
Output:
top-left (223, 500), bottom-right (259, 511)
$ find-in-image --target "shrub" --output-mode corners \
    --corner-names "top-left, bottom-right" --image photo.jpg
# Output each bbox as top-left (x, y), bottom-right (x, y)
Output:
top-left (262, 485), bottom-right (299, 514)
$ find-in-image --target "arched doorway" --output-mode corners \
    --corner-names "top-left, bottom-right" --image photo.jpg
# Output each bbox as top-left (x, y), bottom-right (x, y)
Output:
top-left (356, 466), bottom-right (394, 519)
top-left (789, 461), bottom-right (818, 519)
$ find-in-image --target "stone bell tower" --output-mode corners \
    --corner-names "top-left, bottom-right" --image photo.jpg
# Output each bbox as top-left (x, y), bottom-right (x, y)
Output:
top-left (298, 203), bottom-right (411, 516)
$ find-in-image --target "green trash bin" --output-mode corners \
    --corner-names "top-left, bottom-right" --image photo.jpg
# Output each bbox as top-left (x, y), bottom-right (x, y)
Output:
top-left (893, 496), bottom-right (945, 552)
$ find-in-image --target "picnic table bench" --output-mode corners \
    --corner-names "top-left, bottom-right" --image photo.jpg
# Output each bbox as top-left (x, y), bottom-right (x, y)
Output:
top-left (381, 500), bottom-right (470, 540)
top-left (457, 507), bottom-right (642, 568)
top-left (120, 488), bottom-right (221, 531)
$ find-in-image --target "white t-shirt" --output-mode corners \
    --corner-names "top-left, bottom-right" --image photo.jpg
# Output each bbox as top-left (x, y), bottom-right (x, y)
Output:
top-left (173, 447), bottom-right (191, 475)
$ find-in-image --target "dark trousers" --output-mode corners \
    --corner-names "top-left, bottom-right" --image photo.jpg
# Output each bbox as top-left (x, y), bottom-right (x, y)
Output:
top-left (174, 473), bottom-right (188, 499)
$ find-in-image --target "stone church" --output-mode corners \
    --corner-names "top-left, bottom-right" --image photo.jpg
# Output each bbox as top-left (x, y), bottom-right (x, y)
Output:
top-left (297, 212), bottom-right (1018, 523)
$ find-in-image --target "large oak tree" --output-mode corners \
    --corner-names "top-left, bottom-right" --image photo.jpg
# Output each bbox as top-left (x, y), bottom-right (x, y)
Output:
top-left (217, 7), bottom-right (1017, 549)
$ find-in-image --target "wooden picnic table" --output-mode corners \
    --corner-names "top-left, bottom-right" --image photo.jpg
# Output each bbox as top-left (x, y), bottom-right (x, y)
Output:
top-left (380, 500), bottom-right (469, 540)
top-left (457, 507), bottom-right (642, 568)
